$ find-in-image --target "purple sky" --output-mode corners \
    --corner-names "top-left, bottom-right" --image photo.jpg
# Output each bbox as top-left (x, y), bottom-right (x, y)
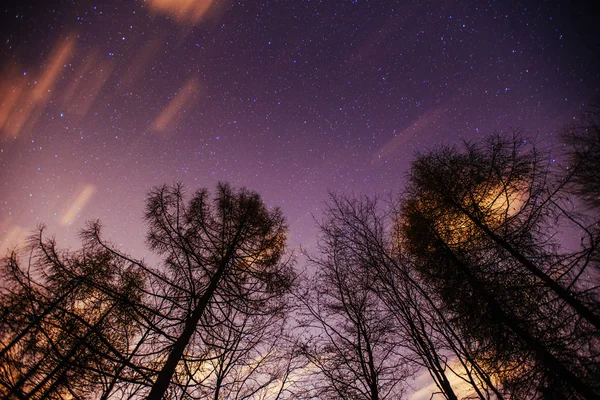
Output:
top-left (1, 0), bottom-right (598, 260)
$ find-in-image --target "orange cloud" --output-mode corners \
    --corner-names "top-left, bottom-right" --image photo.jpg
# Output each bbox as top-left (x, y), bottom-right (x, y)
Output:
top-left (62, 50), bottom-right (114, 117)
top-left (31, 37), bottom-right (75, 101)
top-left (145, 0), bottom-right (215, 24)
top-left (0, 67), bottom-right (27, 133)
top-left (60, 185), bottom-right (97, 226)
top-left (151, 78), bottom-right (200, 134)
top-left (0, 36), bottom-right (76, 139)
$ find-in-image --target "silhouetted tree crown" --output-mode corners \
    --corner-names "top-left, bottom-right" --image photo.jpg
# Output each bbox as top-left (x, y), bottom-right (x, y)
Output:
top-left (399, 134), bottom-right (600, 399)
top-left (142, 182), bottom-right (294, 399)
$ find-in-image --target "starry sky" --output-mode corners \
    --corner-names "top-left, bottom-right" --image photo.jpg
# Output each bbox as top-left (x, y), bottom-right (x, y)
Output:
top-left (0, 0), bottom-right (598, 260)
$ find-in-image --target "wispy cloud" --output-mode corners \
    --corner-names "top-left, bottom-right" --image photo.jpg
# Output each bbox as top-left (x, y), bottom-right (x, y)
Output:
top-left (60, 185), bottom-right (96, 226)
top-left (152, 78), bottom-right (201, 135)
top-left (372, 105), bottom-right (446, 163)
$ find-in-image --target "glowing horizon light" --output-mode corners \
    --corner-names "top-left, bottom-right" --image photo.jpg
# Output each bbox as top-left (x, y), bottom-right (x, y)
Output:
top-left (0, 224), bottom-right (27, 253)
top-left (408, 356), bottom-right (497, 400)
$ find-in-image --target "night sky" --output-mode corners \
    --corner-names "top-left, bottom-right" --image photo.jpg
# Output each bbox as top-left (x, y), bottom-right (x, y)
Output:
top-left (1, 0), bottom-right (599, 260)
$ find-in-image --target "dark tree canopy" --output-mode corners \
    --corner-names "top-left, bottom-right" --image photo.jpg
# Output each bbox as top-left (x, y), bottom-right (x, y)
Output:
top-left (399, 134), bottom-right (600, 399)
top-left (140, 183), bottom-right (295, 400)
top-left (0, 228), bottom-right (145, 400)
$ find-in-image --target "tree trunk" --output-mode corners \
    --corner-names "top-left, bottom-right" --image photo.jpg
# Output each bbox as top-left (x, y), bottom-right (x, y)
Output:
top-left (0, 285), bottom-right (75, 359)
top-left (465, 208), bottom-right (600, 331)
top-left (441, 239), bottom-right (598, 400)
top-left (146, 260), bottom-right (228, 400)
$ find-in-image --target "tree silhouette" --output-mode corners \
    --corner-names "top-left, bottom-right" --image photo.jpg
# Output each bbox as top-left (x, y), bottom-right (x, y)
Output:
top-left (562, 103), bottom-right (600, 211)
top-left (399, 133), bottom-right (600, 398)
top-left (1, 182), bottom-right (295, 400)
top-left (561, 105), bottom-right (600, 287)
top-left (0, 227), bottom-right (145, 399)
top-left (296, 200), bottom-right (410, 399)
top-left (139, 183), bottom-right (294, 399)
top-left (1, 154), bottom-right (598, 400)
top-left (308, 194), bottom-right (505, 400)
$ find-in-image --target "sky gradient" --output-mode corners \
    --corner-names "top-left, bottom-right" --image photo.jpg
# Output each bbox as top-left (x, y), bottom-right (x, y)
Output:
top-left (1, 0), bottom-right (598, 260)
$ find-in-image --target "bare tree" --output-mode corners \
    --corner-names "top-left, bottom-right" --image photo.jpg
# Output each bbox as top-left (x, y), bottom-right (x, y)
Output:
top-left (296, 214), bottom-right (410, 400)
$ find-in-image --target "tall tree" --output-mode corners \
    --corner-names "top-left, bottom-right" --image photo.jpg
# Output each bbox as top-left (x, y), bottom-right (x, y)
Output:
top-left (139, 183), bottom-right (294, 400)
top-left (1, 182), bottom-right (295, 400)
top-left (399, 133), bottom-right (600, 398)
top-left (309, 194), bottom-right (503, 400)
top-left (297, 211), bottom-right (410, 400)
